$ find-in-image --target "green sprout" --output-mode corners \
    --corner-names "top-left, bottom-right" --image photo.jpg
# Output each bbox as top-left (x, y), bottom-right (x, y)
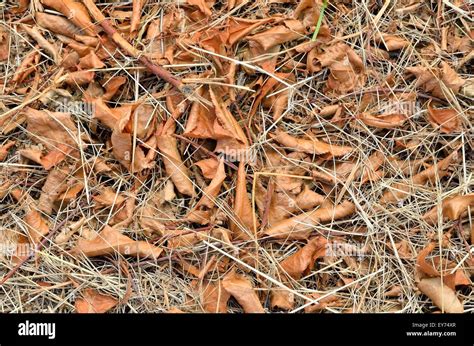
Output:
top-left (311, 0), bottom-right (329, 41)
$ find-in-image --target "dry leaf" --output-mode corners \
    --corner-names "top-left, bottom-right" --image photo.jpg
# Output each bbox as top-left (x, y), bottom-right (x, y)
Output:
top-left (41, 0), bottom-right (98, 36)
top-left (265, 201), bottom-right (356, 239)
top-left (72, 226), bottom-right (162, 259)
top-left (417, 277), bottom-right (463, 313)
top-left (422, 193), bottom-right (474, 224)
top-left (230, 162), bottom-right (255, 240)
top-left (280, 236), bottom-right (327, 279)
top-left (357, 113), bottom-right (407, 129)
top-left (427, 103), bottom-right (461, 133)
top-left (272, 129), bottom-right (353, 157)
top-left (222, 271), bottom-right (264, 313)
top-left (156, 122), bottom-right (195, 196)
top-left (375, 33), bottom-right (409, 51)
top-left (75, 288), bottom-right (118, 313)
top-left (199, 280), bottom-right (230, 313)
top-left (406, 62), bottom-right (465, 99)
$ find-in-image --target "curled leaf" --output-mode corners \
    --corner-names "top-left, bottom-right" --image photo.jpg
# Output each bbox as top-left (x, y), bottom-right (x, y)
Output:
top-left (264, 201), bottom-right (356, 239)
top-left (272, 129), bottom-right (352, 157)
top-left (280, 236), bottom-right (327, 279)
top-left (222, 271), bottom-right (264, 313)
top-left (417, 277), bottom-right (463, 313)
top-left (75, 288), bottom-right (118, 313)
top-left (422, 193), bottom-right (474, 224)
top-left (72, 226), bottom-right (162, 259)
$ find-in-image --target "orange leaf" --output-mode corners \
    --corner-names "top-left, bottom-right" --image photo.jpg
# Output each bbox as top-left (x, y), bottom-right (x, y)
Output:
top-left (422, 193), bottom-right (474, 224)
top-left (264, 201), bottom-right (355, 239)
top-left (72, 226), bottom-right (162, 259)
top-left (417, 277), bottom-right (463, 313)
top-left (280, 236), bottom-right (327, 279)
top-left (75, 288), bottom-right (118, 313)
top-left (272, 129), bottom-right (352, 157)
top-left (427, 103), bottom-right (461, 134)
top-left (222, 271), bottom-right (264, 313)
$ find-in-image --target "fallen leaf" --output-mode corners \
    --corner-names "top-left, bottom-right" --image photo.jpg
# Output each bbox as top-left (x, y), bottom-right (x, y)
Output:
top-left (72, 225), bottom-right (162, 259)
top-left (357, 113), bottom-right (407, 129)
top-left (280, 236), bottom-right (327, 279)
top-left (406, 62), bottom-right (465, 100)
top-left (416, 242), bottom-right (440, 277)
top-left (187, 158), bottom-right (226, 224)
top-left (272, 129), bottom-right (352, 157)
top-left (222, 271), bottom-right (264, 313)
top-left (156, 122), bottom-right (195, 196)
top-left (422, 193), bottom-right (474, 224)
top-left (0, 141), bottom-right (15, 161)
top-left (417, 277), bottom-right (463, 313)
top-left (41, 0), bottom-right (98, 36)
top-left (38, 167), bottom-right (71, 214)
top-left (75, 288), bottom-right (118, 313)
top-left (427, 103), bottom-right (461, 134)
top-left (230, 162), bottom-right (255, 240)
top-left (264, 201), bottom-right (356, 239)
top-left (375, 33), bottom-right (409, 51)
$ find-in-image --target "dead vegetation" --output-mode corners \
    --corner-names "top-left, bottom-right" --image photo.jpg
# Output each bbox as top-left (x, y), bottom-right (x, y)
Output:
top-left (0, 0), bottom-right (472, 313)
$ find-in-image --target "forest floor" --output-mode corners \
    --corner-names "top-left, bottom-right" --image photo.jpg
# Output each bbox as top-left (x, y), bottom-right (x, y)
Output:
top-left (0, 0), bottom-right (472, 313)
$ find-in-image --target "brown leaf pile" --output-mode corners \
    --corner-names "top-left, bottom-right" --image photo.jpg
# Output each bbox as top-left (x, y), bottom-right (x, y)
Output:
top-left (0, 0), bottom-right (471, 314)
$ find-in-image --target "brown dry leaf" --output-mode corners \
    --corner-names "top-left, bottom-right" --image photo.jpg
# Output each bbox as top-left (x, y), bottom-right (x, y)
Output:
top-left (187, 158), bottom-right (226, 224)
top-left (102, 76), bottom-right (127, 101)
top-left (304, 292), bottom-right (341, 313)
top-left (187, 0), bottom-right (212, 16)
top-left (21, 25), bottom-right (59, 63)
top-left (270, 290), bottom-right (294, 310)
top-left (248, 20), bottom-right (306, 52)
top-left (443, 270), bottom-right (471, 291)
top-left (264, 201), bottom-right (356, 239)
top-left (375, 33), bottom-right (410, 51)
top-left (65, 70), bottom-right (95, 86)
top-left (406, 62), bottom-right (465, 99)
top-left (313, 43), bottom-right (366, 94)
top-left (195, 157), bottom-right (219, 179)
top-left (357, 113), bottom-right (407, 129)
top-left (222, 271), bottom-right (264, 313)
top-left (0, 141), bottom-right (15, 161)
top-left (156, 122), bottom-right (195, 196)
top-left (35, 12), bottom-right (81, 38)
top-left (422, 194), bottom-right (474, 224)
top-left (198, 280), bottom-right (230, 313)
top-left (72, 225), bottom-right (162, 259)
top-left (93, 187), bottom-right (126, 207)
top-left (75, 288), bottom-right (118, 313)
top-left (416, 242), bottom-right (440, 277)
top-left (41, 0), bottom-right (98, 36)
top-left (272, 129), bottom-right (352, 157)
top-left (79, 51), bottom-right (105, 69)
top-left (0, 28), bottom-right (9, 61)
top-left (280, 236), bottom-right (327, 279)
top-left (380, 151), bottom-right (458, 204)
top-left (24, 108), bottom-right (79, 169)
top-left (230, 162), bottom-right (255, 240)
top-left (24, 209), bottom-right (50, 245)
top-left (417, 277), bottom-right (463, 313)
top-left (427, 103), bottom-right (461, 134)
top-left (227, 17), bottom-right (274, 46)
top-left (38, 167), bottom-right (71, 214)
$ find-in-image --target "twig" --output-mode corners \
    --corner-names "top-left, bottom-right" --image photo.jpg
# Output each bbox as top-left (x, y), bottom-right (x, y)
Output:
top-left (81, 0), bottom-right (187, 95)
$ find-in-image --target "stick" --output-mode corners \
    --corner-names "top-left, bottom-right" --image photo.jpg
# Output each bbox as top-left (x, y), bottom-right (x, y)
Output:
top-left (81, 0), bottom-right (185, 94)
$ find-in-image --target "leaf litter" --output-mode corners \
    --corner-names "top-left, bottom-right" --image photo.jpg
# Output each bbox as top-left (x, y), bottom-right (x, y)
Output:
top-left (0, 0), bottom-right (472, 313)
